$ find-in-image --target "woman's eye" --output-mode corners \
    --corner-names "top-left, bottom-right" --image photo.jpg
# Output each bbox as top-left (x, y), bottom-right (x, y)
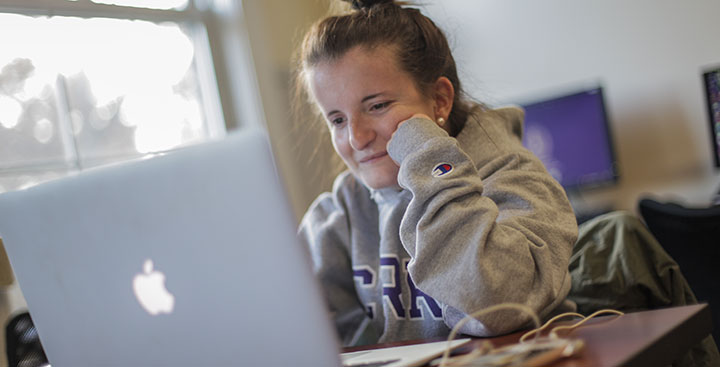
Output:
top-left (330, 116), bottom-right (345, 125)
top-left (370, 102), bottom-right (390, 111)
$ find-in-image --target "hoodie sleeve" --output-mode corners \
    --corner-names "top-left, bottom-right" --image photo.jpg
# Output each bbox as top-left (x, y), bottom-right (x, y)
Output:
top-left (387, 109), bottom-right (578, 336)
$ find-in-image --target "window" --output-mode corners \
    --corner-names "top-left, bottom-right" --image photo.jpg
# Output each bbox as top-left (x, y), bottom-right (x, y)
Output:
top-left (0, 0), bottom-right (234, 194)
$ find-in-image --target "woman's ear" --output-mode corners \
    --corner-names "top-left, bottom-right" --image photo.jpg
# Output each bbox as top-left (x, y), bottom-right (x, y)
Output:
top-left (433, 76), bottom-right (455, 121)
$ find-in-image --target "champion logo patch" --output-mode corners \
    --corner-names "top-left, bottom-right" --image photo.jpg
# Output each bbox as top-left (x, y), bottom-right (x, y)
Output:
top-left (431, 163), bottom-right (453, 177)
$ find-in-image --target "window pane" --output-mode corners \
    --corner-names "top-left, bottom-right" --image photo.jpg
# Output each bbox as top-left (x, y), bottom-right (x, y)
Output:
top-left (89, 0), bottom-right (189, 11)
top-left (0, 58), bottom-right (72, 169)
top-left (0, 14), bottom-right (215, 170)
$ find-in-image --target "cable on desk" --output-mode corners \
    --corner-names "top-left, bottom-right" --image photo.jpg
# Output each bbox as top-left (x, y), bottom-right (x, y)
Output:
top-left (439, 303), bottom-right (541, 367)
top-left (437, 305), bottom-right (624, 367)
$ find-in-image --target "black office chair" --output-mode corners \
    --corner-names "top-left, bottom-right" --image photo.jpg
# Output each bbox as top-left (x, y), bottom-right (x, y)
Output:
top-left (5, 312), bottom-right (47, 367)
top-left (637, 197), bottom-right (720, 348)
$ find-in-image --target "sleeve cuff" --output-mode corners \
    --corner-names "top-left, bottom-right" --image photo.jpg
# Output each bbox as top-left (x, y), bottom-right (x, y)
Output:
top-left (388, 116), bottom-right (449, 164)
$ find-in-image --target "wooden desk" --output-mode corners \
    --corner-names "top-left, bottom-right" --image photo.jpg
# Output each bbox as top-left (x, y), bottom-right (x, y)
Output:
top-left (345, 304), bottom-right (712, 367)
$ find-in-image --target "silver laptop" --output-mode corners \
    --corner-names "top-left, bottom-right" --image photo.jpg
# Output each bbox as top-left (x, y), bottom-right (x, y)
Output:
top-left (0, 128), bottom-right (469, 367)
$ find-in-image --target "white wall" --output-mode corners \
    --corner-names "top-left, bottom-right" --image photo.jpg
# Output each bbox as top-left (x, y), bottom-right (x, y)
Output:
top-left (423, 1), bottom-right (720, 212)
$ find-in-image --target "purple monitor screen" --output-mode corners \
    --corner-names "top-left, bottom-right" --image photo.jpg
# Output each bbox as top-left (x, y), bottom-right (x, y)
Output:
top-left (521, 87), bottom-right (618, 189)
top-left (703, 68), bottom-right (720, 168)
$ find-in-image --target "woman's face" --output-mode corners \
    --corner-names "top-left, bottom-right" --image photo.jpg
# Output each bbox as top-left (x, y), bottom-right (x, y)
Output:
top-left (308, 45), bottom-right (438, 190)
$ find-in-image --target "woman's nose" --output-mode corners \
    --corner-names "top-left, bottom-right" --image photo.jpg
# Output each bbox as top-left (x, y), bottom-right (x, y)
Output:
top-left (348, 116), bottom-right (375, 151)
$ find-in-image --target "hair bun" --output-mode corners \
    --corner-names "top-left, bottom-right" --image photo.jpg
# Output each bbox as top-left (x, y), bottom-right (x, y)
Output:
top-left (343, 0), bottom-right (395, 10)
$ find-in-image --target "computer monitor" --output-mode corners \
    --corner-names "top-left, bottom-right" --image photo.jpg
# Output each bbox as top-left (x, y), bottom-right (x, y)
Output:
top-left (703, 67), bottom-right (720, 168)
top-left (520, 86), bottom-right (619, 190)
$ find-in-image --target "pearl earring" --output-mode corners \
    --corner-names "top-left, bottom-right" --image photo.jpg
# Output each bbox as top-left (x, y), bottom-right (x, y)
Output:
top-left (437, 117), bottom-right (445, 126)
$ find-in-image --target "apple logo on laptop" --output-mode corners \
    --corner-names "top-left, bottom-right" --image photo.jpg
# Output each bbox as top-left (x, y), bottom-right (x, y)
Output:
top-left (133, 259), bottom-right (175, 316)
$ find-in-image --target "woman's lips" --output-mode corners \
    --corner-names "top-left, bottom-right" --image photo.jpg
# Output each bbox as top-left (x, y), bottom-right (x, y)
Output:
top-left (359, 151), bottom-right (388, 164)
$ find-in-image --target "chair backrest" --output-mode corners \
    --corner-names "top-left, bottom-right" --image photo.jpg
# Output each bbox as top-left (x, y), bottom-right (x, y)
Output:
top-left (637, 198), bottom-right (720, 347)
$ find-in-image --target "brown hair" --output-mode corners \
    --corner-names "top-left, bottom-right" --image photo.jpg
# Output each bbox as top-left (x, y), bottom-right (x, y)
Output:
top-left (296, 0), bottom-right (471, 136)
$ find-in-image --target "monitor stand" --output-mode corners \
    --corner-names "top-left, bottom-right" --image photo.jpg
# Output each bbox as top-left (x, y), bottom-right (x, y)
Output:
top-left (566, 190), bottom-right (614, 225)
top-left (574, 207), bottom-right (614, 225)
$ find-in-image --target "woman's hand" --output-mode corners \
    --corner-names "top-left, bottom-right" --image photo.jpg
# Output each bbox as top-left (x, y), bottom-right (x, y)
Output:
top-left (386, 113), bottom-right (445, 164)
top-left (388, 113), bottom-right (441, 146)
top-left (404, 113), bottom-right (434, 127)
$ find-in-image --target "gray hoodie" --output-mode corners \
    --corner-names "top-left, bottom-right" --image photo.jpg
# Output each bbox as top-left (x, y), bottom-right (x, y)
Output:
top-left (299, 105), bottom-right (578, 346)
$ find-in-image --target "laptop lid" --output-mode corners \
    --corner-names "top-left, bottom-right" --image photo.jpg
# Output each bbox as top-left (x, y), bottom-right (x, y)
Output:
top-left (0, 129), bottom-right (341, 367)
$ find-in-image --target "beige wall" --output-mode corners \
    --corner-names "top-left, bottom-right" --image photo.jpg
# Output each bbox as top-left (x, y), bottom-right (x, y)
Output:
top-left (241, 0), bottom-right (340, 222)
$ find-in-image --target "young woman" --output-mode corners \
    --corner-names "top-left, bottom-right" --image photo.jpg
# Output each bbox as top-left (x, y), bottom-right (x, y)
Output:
top-left (295, 0), bottom-right (578, 346)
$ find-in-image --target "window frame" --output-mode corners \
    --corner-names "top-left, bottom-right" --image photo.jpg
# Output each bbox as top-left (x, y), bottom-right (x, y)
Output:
top-left (0, 0), bottom-right (264, 191)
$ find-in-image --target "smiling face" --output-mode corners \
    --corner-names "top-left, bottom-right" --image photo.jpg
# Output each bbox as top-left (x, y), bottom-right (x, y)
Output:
top-left (308, 45), bottom-right (439, 189)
